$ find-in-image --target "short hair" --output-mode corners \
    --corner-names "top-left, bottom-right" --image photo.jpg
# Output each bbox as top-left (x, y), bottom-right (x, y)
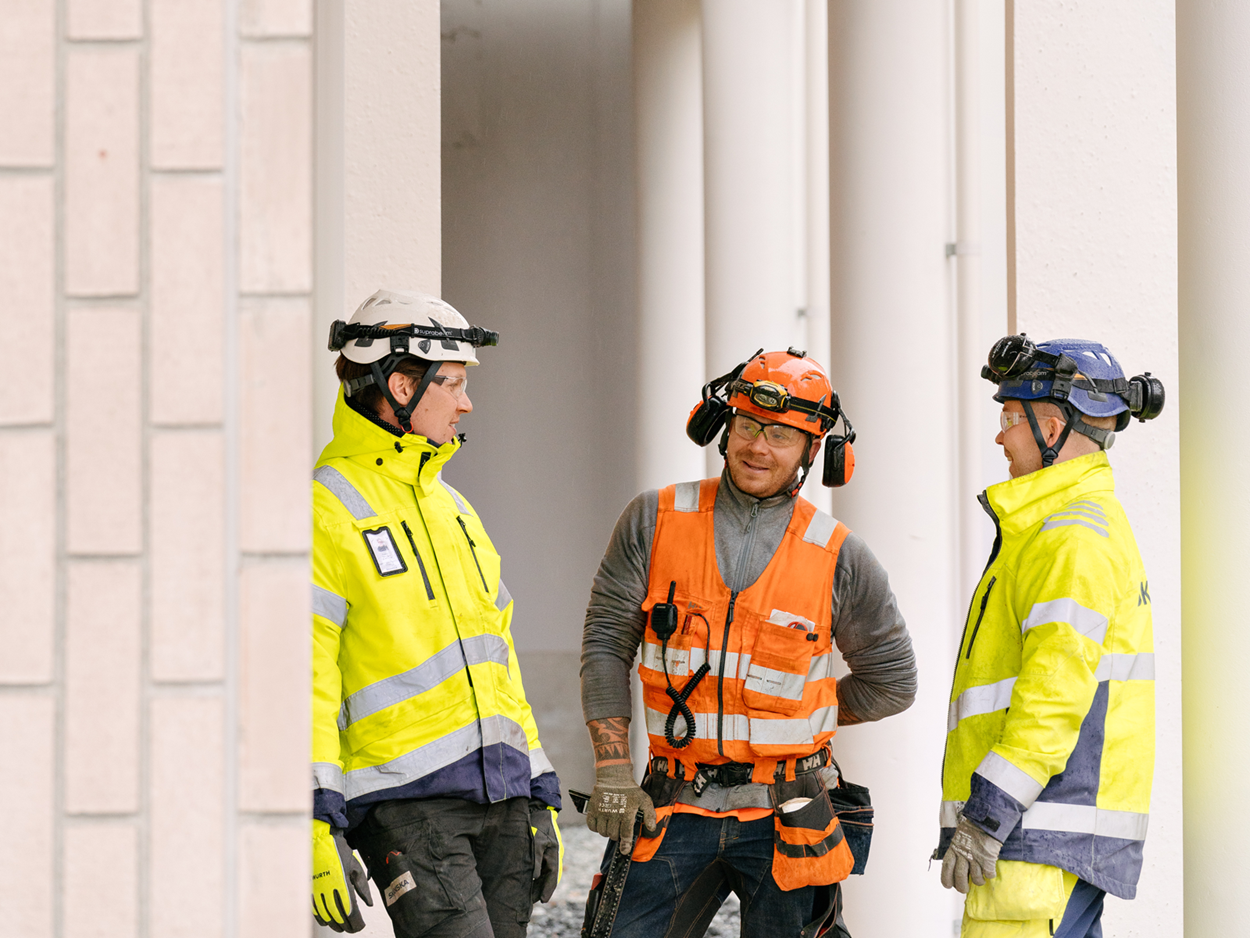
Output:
top-left (334, 354), bottom-right (428, 413)
top-left (1030, 400), bottom-right (1116, 431)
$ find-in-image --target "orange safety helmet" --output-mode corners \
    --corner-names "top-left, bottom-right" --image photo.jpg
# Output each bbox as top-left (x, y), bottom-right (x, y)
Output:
top-left (686, 347), bottom-right (856, 488)
top-left (727, 350), bottom-right (838, 435)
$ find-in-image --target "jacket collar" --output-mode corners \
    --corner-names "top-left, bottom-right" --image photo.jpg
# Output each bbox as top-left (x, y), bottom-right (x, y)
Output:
top-left (984, 451), bottom-right (1115, 536)
top-left (317, 389), bottom-right (459, 492)
top-left (718, 465), bottom-right (796, 514)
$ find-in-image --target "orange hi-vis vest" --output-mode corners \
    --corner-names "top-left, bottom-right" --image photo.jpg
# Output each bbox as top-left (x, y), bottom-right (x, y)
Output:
top-left (639, 478), bottom-right (849, 785)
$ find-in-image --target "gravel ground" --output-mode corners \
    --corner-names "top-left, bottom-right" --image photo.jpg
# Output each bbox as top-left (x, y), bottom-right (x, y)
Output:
top-left (526, 823), bottom-right (741, 938)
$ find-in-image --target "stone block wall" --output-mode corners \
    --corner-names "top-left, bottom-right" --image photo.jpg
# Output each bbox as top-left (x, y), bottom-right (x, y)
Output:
top-left (0, 1), bottom-right (312, 933)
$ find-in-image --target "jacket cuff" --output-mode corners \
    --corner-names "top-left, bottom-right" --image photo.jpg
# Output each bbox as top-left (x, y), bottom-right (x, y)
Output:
top-left (314, 788), bottom-right (349, 829)
top-left (964, 751), bottom-right (1043, 842)
top-left (530, 771), bottom-right (562, 811)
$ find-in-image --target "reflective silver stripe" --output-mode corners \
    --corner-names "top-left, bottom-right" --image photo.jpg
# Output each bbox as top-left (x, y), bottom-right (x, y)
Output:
top-left (646, 707), bottom-right (750, 742)
top-left (749, 715), bottom-right (816, 747)
top-left (1094, 652), bottom-right (1155, 682)
top-left (673, 481), bottom-right (701, 512)
top-left (341, 635), bottom-right (510, 728)
top-left (312, 585), bottom-right (347, 627)
top-left (807, 704), bottom-right (838, 737)
top-left (1068, 500), bottom-right (1108, 517)
top-left (1022, 598), bottom-right (1109, 643)
top-left (481, 713), bottom-right (530, 751)
top-left (439, 475), bottom-right (469, 512)
top-left (948, 677), bottom-right (1016, 732)
top-left (495, 578), bottom-right (513, 612)
top-left (1049, 507), bottom-right (1107, 524)
top-left (313, 465), bottom-right (376, 520)
top-left (974, 751), bottom-right (1044, 807)
top-left (343, 714), bottom-right (529, 800)
top-left (313, 762), bottom-right (343, 793)
top-left (745, 663), bottom-right (807, 702)
top-left (529, 746), bottom-right (556, 778)
top-left (1041, 517), bottom-right (1109, 537)
top-left (807, 652), bottom-right (834, 682)
top-left (642, 641), bottom-right (690, 676)
top-left (940, 800), bottom-right (966, 828)
top-left (802, 510), bottom-right (838, 548)
top-left (1022, 802), bottom-right (1149, 841)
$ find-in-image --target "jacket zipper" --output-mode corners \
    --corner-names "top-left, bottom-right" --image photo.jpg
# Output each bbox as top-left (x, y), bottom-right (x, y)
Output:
top-left (399, 521), bottom-right (436, 601)
top-left (716, 592), bottom-right (738, 757)
top-left (964, 576), bottom-right (997, 660)
top-left (456, 516), bottom-right (490, 593)
top-left (717, 500), bottom-right (760, 756)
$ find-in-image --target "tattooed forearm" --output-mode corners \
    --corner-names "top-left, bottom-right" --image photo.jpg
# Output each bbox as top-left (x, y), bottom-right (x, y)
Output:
top-left (588, 717), bottom-right (633, 768)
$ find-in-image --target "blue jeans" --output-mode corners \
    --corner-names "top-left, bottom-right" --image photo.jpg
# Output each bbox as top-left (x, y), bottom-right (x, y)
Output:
top-left (603, 811), bottom-right (817, 938)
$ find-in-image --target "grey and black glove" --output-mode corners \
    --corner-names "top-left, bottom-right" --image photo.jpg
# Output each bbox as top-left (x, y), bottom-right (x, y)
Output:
top-left (940, 815), bottom-right (1004, 894)
top-left (530, 800), bottom-right (564, 903)
top-left (585, 763), bottom-right (657, 855)
top-left (312, 819), bottom-right (373, 932)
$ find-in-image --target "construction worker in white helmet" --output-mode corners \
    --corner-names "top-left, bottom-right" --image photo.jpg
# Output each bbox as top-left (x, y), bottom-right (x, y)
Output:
top-left (310, 289), bottom-right (562, 936)
top-left (937, 335), bottom-right (1165, 938)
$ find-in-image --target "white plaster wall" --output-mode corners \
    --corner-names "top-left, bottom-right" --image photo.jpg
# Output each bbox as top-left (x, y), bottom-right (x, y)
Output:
top-left (1011, 3), bottom-right (1181, 934)
top-left (827, 2), bottom-right (962, 934)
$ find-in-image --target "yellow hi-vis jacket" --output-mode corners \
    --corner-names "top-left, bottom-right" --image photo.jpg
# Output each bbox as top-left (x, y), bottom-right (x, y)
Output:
top-left (939, 452), bottom-right (1154, 900)
top-left (311, 391), bottom-right (559, 829)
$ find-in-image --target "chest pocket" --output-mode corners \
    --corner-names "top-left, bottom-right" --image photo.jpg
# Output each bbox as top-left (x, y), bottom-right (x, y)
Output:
top-left (742, 613), bottom-right (819, 715)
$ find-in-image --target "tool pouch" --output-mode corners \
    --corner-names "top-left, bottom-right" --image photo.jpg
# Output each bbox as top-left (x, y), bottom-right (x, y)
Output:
top-left (769, 774), bottom-right (855, 892)
top-left (826, 773), bottom-right (873, 876)
top-left (631, 768), bottom-right (687, 862)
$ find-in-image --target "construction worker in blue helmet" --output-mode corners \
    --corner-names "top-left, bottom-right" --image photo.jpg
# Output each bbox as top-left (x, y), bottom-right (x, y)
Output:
top-left (310, 289), bottom-right (563, 936)
top-left (936, 335), bottom-right (1165, 938)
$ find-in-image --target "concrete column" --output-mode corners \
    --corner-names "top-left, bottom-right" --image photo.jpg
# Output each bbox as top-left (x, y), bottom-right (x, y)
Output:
top-left (314, 0), bottom-right (442, 452)
top-left (1010, 3), bottom-right (1180, 934)
top-left (702, 3), bottom-right (807, 485)
top-left (827, 3), bottom-right (957, 935)
top-left (1177, 4), bottom-right (1250, 934)
top-left (634, 0), bottom-right (705, 493)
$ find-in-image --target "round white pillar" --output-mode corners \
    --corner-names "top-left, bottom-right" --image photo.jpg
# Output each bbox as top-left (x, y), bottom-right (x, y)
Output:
top-left (634, 0), bottom-right (706, 493)
top-left (1178, 3), bottom-right (1250, 933)
top-left (827, 2), bottom-right (958, 935)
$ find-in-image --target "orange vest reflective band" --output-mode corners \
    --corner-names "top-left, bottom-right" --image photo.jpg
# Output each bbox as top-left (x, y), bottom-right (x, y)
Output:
top-left (638, 478), bottom-right (850, 785)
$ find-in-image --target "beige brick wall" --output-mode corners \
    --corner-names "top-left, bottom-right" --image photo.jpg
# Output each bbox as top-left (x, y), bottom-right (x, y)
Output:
top-left (0, 2), bottom-right (312, 933)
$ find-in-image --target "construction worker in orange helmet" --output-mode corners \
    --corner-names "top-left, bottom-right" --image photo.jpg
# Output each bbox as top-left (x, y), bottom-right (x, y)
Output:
top-left (578, 348), bottom-right (917, 937)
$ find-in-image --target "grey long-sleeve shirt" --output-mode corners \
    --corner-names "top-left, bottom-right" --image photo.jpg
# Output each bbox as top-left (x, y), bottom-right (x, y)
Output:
top-left (581, 469), bottom-right (918, 729)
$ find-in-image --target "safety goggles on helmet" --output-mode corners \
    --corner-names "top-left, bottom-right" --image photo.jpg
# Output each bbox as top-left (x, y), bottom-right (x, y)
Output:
top-left (983, 333), bottom-right (1165, 468)
top-left (732, 414), bottom-right (804, 447)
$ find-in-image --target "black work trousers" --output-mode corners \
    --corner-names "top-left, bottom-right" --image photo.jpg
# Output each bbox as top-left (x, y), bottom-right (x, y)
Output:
top-left (348, 797), bottom-right (534, 938)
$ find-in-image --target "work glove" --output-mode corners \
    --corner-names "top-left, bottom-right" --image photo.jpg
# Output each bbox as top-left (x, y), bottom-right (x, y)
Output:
top-left (940, 815), bottom-right (1004, 894)
top-left (530, 800), bottom-right (564, 903)
top-left (585, 763), bottom-right (657, 856)
top-left (312, 818), bottom-right (373, 932)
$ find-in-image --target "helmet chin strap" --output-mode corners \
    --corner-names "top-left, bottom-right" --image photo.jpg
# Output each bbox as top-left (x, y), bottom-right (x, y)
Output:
top-left (1022, 400), bottom-right (1076, 469)
top-left (369, 360), bottom-right (442, 435)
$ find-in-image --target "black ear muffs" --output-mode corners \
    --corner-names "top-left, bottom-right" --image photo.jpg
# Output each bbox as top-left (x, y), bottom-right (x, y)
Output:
top-left (686, 397), bottom-right (730, 447)
top-left (822, 436), bottom-right (855, 487)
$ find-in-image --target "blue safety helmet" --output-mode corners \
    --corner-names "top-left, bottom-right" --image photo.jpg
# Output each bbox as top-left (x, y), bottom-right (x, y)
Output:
top-left (991, 338), bottom-right (1130, 420)
top-left (982, 334), bottom-right (1165, 468)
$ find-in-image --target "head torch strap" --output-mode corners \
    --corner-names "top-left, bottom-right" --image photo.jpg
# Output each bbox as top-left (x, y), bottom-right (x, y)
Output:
top-left (330, 320), bottom-right (500, 352)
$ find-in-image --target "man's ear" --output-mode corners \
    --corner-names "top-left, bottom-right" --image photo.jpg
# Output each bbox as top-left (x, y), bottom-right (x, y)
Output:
top-left (808, 436), bottom-right (823, 465)
top-left (387, 371), bottom-right (415, 406)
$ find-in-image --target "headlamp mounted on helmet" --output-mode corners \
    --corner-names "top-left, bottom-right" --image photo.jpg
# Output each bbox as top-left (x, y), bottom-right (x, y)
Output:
top-left (686, 347), bottom-right (857, 492)
top-left (328, 319), bottom-right (499, 357)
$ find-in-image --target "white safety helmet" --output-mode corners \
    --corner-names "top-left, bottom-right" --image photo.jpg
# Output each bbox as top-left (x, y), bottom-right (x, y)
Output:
top-left (336, 289), bottom-right (485, 365)
top-left (327, 288), bottom-right (499, 433)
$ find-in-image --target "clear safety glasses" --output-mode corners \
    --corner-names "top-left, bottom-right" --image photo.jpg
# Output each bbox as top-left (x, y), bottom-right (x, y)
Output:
top-left (430, 374), bottom-right (469, 399)
top-left (732, 414), bottom-right (803, 447)
top-left (1000, 410), bottom-right (1029, 433)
